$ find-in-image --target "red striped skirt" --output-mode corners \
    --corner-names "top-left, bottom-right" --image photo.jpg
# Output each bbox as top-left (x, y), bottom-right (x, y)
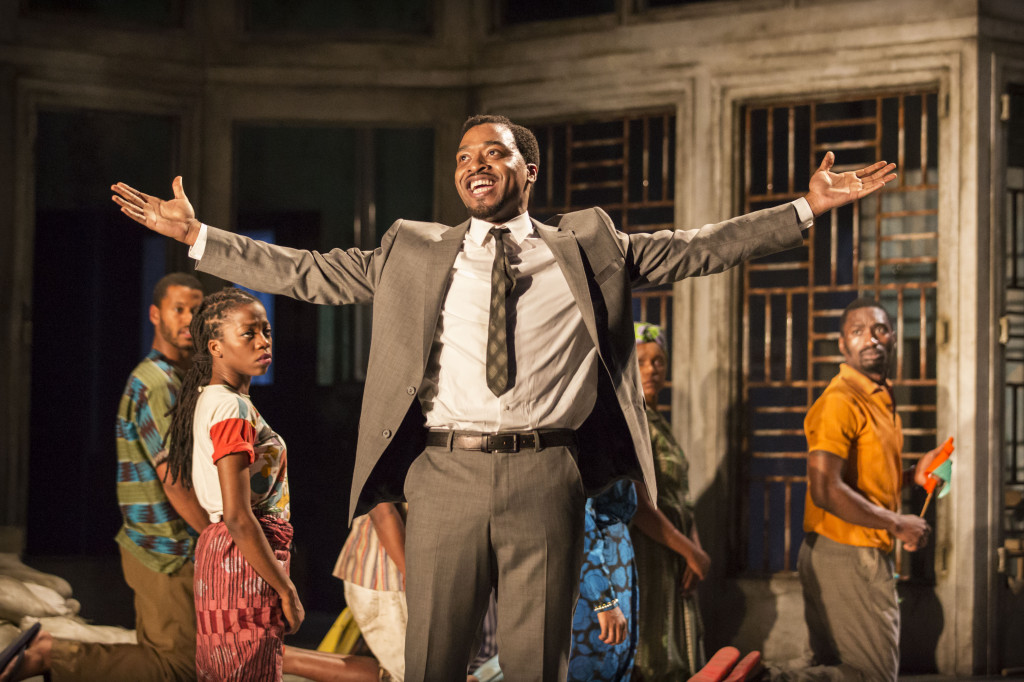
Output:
top-left (194, 515), bottom-right (293, 681)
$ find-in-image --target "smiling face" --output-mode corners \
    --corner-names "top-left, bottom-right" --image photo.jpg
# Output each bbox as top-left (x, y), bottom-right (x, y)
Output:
top-left (150, 284), bottom-right (203, 364)
top-left (454, 122), bottom-right (538, 224)
top-left (839, 305), bottom-right (895, 382)
top-left (208, 301), bottom-right (273, 390)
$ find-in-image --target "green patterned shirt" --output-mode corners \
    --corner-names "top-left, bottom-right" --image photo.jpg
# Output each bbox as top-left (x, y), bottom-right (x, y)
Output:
top-left (114, 349), bottom-right (197, 573)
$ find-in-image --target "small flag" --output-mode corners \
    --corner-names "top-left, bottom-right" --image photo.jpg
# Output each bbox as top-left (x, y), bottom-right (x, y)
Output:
top-left (923, 437), bottom-right (954, 495)
top-left (920, 436), bottom-right (954, 517)
top-left (930, 458), bottom-right (953, 498)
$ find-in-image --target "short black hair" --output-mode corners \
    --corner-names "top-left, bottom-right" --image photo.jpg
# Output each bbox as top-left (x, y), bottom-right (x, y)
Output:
top-left (152, 272), bottom-right (202, 307)
top-left (461, 114), bottom-right (540, 168)
top-left (839, 297), bottom-right (891, 332)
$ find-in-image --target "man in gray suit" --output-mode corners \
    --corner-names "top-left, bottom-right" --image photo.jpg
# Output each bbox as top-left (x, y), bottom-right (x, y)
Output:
top-left (112, 114), bottom-right (895, 681)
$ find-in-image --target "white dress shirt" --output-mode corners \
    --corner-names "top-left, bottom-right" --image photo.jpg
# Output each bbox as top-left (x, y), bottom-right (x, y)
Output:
top-left (419, 212), bottom-right (597, 431)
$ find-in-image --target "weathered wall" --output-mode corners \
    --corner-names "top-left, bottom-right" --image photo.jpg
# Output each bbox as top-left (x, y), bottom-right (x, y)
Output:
top-left (2, 0), bottom-right (1022, 674)
top-left (468, 0), bottom-right (1019, 675)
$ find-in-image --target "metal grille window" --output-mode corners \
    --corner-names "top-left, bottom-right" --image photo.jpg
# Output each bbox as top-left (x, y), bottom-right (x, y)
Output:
top-left (529, 111), bottom-right (676, 412)
top-left (1006, 166), bottom-right (1024, 489)
top-left (740, 92), bottom-right (940, 575)
top-left (529, 111), bottom-right (675, 232)
top-left (1002, 86), bottom-right (1024, 578)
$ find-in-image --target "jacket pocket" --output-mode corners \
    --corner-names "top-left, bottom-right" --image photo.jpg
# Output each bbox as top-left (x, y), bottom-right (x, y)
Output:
top-left (593, 258), bottom-right (624, 286)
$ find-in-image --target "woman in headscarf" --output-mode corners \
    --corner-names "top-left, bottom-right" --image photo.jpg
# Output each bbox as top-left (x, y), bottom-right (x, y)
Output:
top-left (630, 322), bottom-right (711, 680)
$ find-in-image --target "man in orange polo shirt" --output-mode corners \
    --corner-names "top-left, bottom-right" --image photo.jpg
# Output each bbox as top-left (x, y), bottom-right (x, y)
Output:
top-left (794, 298), bottom-right (942, 681)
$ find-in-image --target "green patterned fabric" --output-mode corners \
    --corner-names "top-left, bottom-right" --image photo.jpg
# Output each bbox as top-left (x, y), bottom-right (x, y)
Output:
top-left (114, 349), bottom-right (196, 574)
top-left (633, 322), bottom-right (666, 349)
top-left (630, 407), bottom-right (705, 679)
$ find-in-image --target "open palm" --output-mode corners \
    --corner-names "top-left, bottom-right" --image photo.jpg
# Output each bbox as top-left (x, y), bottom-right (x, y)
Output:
top-left (806, 152), bottom-right (897, 216)
top-left (111, 176), bottom-right (197, 243)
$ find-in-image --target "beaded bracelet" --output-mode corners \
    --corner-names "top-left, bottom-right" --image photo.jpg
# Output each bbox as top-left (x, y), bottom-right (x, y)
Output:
top-left (592, 598), bottom-right (619, 612)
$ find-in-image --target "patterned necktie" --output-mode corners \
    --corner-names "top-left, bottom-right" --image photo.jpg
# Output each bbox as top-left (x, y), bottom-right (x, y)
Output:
top-left (486, 226), bottom-right (516, 396)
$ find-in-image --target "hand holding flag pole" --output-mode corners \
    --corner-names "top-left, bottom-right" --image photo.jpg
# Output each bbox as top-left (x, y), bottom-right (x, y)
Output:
top-left (920, 436), bottom-right (954, 517)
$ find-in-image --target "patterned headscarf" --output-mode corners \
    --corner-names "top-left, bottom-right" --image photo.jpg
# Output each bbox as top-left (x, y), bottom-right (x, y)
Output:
top-left (634, 322), bottom-right (666, 350)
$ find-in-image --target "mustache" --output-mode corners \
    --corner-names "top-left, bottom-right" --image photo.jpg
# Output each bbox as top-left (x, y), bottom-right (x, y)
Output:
top-left (859, 347), bottom-right (888, 363)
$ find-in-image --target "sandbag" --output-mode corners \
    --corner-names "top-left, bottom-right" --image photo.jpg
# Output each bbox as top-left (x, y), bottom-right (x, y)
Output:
top-left (0, 621), bottom-right (21, 650)
top-left (19, 616), bottom-right (136, 645)
top-left (0, 576), bottom-right (69, 621)
top-left (21, 582), bottom-right (72, 617)
top-left (0, 554), bottom-right (73, 598)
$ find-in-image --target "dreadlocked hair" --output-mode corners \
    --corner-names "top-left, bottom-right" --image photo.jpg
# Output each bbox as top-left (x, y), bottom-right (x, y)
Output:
top-left (165, 287), bottom-right (259, 488)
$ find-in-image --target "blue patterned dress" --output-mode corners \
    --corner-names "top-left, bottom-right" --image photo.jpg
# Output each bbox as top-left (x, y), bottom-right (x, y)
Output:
top-left (568, 479), bottom-right (639, 682)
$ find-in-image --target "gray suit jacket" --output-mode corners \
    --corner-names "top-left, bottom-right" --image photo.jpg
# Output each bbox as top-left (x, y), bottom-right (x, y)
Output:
top-left (197, 204), bottom-right (803, 520)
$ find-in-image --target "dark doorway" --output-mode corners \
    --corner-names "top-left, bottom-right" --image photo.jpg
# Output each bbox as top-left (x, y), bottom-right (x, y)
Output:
top-left (28, 109), bottom-right (177, 558)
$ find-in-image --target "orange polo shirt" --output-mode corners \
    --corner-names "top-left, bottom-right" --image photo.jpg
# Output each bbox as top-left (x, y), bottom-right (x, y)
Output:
top-left (803, 363), bottom-right (904, 552)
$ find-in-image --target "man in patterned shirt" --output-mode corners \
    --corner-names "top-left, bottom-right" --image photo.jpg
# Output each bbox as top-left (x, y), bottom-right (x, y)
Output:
top-left (46, 273), bottom-right (209, 681)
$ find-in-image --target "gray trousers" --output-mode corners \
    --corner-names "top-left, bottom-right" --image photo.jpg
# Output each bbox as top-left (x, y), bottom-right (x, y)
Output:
top-left (402, 444), bottom-right (586, 681)
top-left (792, 533), bottom-right (900, 682)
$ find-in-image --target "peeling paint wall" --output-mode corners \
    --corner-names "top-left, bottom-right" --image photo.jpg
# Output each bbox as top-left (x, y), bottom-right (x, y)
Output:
top-left (2, 0), bottom-right (1022, 674)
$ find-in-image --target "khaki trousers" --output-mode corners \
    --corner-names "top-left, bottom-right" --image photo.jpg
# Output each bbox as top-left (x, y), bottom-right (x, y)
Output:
top-left (792, 533), bottom-right (900, 682)
top-left (50, 545), bottom-right (196, 681)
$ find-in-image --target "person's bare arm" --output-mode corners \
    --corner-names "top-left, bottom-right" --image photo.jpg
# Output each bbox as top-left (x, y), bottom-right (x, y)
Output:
top-left (807, 449), bottom-right (930, 551)
top-left (155, 460), bottom-right (210, 534)
top-left (367, 502), bottom-right (406, 577)
top-left (680, 524), bottom-right (705, 595)
top-left (631, 482), bottom-right (710, 582)
top-left (217, 453), bottom-right (304, 633)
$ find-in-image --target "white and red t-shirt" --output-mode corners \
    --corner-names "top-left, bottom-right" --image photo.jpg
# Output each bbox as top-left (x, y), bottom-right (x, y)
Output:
top-left (191, 384), bottom-right (290, 524)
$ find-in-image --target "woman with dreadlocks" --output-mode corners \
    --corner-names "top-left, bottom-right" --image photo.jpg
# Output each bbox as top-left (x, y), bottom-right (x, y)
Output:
top-left (166, 287), bottom-right (380, 682)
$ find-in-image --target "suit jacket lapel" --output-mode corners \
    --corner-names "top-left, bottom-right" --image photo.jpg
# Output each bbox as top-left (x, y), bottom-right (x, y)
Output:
top-left (536, 219), bottom-right (600, 350)
top-left (422, 220), bottom-right (470, 363)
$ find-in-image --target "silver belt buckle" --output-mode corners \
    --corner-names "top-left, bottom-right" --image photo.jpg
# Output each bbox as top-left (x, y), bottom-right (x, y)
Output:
top-left (488, 433), bottom-right (518, 452)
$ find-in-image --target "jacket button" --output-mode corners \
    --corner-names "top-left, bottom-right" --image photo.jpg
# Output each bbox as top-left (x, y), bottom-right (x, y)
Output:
top-left (382, 429), bottom-right (392, 439)
top-left (407, 386), bottom-right (416, 395)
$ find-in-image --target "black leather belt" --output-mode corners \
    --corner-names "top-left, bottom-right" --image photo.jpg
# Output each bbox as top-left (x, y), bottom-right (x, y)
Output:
top-left (425, 429), bottom-right (577, 453)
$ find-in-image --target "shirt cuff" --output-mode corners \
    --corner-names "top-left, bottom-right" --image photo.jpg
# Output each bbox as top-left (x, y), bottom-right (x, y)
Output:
top-left (792, 197), bottom-right (814, 229)
top-left (188, 223), bottom-right (209, 261)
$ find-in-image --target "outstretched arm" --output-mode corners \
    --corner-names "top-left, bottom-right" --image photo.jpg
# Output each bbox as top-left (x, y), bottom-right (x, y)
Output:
top-left (113, 176), bottom-right (386, 306)
top-left (112, 176), bottom-right (202, 245)
top-left (804, 152), bottom-right (897, 217)
top-left (626, 151), bottom-right (897, 287)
